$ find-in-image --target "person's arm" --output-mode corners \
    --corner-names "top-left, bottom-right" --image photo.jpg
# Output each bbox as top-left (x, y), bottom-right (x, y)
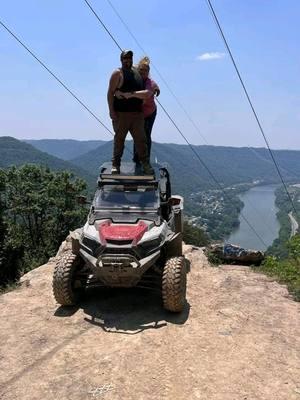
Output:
top-left (152, 80), bottom-right (160, 97)
top-left (115, 89), bottom-right (152, 100)
top-left (153, 85), bottom-right (160, 97)
top-left (107, 70), bottom-right (121, 120)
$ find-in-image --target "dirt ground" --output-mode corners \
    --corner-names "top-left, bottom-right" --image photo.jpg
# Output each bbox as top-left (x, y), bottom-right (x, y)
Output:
top-left (0, 245), bottom-right (299, 400)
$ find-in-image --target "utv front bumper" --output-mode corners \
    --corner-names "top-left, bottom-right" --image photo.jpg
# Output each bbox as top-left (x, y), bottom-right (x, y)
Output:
top-left (79, 248), bottom-right (160, 287)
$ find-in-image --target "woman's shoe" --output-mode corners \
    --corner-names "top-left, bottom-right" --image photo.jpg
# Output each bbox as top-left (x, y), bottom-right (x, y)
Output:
top-left (142, 163), bottom-right (154, 175)
top-left (111, 165), bottom-right (120, 174)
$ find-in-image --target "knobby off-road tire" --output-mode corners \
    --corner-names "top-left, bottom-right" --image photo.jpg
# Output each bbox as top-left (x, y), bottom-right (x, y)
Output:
top-left (53, 250), bottom-right (84, 306)
top-left (162, 256), bottom-right (187, 312)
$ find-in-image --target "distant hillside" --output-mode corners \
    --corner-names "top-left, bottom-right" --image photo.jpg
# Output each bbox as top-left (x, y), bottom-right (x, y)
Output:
top-left (5, 135), bottom-right (300, 201)
top-left (0, 137), bottom-right (96, 189)
top-left (24, 139), bottom-right (106, 160)
top-left (70, 141), bottom-right (300, 196)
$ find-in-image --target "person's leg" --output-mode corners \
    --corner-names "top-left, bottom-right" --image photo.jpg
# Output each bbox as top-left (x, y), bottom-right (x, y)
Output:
top-left (144, 109), bottom-right (157, 159)
top-left (132, 142), bottom-right (140, 164)
top-left (129, 113), bottom-right (153, 174)
top-left (112, 113), bottom-right (128, 171)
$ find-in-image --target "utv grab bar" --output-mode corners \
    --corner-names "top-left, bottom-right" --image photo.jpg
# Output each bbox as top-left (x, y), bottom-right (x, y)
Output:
top-left (100, 173), bottom-right (155, 181)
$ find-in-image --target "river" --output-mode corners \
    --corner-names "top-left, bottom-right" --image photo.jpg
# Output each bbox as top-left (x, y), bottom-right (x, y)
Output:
top-left (227, 184), bottom-right (280, 251)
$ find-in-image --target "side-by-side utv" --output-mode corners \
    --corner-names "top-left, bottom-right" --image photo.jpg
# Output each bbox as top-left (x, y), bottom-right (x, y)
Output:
top-left (53, 162), bottom-right (186, 312)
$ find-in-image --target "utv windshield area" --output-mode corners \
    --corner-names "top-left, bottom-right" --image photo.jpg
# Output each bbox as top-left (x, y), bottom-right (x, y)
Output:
top-left (94, 184), bottom-right (159, 210)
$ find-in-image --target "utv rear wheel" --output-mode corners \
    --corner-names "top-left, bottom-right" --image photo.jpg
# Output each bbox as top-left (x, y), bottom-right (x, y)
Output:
top-left (162, 257), bottom-right (186, 312)
top-left (53, 250), bottom-right (84, 306)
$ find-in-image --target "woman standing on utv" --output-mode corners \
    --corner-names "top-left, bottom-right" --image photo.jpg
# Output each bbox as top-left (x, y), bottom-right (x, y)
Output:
top-left (116, 57), bottom-right (160, 164)
top-left (135, 57), bottom-right (160, 164)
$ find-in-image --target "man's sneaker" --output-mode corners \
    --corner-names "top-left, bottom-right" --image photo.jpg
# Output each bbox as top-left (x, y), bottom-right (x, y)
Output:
top-left (142, 163), bottom-right (154, 175)
top-left (111, 165), bottom-right (120, 174)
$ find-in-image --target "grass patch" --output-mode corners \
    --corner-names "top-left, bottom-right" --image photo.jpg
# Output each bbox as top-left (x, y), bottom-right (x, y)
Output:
top-left (205, 248), bottom-right (223, 266)
top-left (260, 256), bottom-right (300, 301)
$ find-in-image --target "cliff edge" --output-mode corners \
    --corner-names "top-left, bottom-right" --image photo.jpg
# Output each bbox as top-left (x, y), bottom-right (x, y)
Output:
top-left (0, 245), bottom-right (299, 400)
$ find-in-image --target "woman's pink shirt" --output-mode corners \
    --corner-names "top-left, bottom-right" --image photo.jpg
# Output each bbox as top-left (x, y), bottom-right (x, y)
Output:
top-left (143, 78), bottom-right (158, 117)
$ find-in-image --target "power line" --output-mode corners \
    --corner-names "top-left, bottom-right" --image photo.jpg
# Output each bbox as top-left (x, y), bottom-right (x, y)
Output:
top-left (0, 8), bottom-right (273, 248)
top-left (112, 0), bottom-right (286, 238)
top-left (82, 1), bottom-right (269, 248)
top-left (205, 0), bottom-right (298, 217)
top-left (0, 19), bottom-right (114, 138)
top-left (83, 0), bottom-right (122, 52)
top-left (104, 0), bottom-right (281, 236)
top-left (156, 99), bottom-right (268, 247)
top-left (106, 0), bottom-right (300, 181)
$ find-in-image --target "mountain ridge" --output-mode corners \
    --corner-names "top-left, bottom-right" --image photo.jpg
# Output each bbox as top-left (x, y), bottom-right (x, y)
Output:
top-left (0, 136), bottom-right (95, 188)
top-left (24, 139), bottom-right (106, 160)
top-left (69, 140), bottom-right (300, 194)
top-left (7, 136), bottom-right (300, 196)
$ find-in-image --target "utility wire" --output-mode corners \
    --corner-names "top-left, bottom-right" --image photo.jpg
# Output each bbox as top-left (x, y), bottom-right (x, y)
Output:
top-left (157, 99), bottom-right (268, 247)
top-left (104, 0), bottom-right (280, 236)
top-left (106, 0), bottom-right (300, 181)
top-left (0, 19), bottom-right (114, 137)
top-left (109, 0), bottom-right (298, 235)
top-left (82, 1), bottom-right (269, 248)
top-left (83, 0), bottom-right (122, 52)
top-left (0, 8), bottom-right (273, 248)
top-left (205, 0), bottom-right (298, 217)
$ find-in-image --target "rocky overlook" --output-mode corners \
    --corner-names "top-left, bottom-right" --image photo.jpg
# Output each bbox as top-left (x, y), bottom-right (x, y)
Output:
top-left (0, 245), bottom-right (299, 400)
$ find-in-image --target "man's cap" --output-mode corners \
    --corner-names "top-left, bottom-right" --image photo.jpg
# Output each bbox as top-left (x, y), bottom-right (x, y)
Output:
top-left (120, 50), bottom-right (133, 59)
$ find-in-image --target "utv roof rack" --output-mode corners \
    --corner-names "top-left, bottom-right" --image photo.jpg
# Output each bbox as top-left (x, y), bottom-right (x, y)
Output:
top-left (99, 162), bottom-right (156, 182)
top-left (98, 175), bottom-right (157, 188)
top-left (100, 173), bottom-right (155, 181)
top-left (97, 162), bottom-right (157, 188)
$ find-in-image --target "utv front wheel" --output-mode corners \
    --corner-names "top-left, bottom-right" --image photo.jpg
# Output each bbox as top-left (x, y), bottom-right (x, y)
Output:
top-left (53, 250), bottom-right (84, 306)
top-left (162, 257), bottom-right (187, 312)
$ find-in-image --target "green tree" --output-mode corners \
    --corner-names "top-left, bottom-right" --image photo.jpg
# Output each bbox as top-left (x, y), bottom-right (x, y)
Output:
top-left (287, 234), bottom-right (300, 260)
top-left (1, 164), bottom-right (87, 285)
top-left (262, 234), bottom-right (300, 301)
top-left (0, 169), bottom-right (24, 286)
top-left (183, 221), bottom-right (210, 247)
top-left (0, 169), bottom-right (7, 282)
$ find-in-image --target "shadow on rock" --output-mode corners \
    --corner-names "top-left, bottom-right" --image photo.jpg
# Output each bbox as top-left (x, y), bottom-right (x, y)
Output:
top-left (185, 258), bottom-right (191, 273)
top-left (80, 287), bottom-right (190, 334)
top-left (54, 305), bottom-right (80, 317)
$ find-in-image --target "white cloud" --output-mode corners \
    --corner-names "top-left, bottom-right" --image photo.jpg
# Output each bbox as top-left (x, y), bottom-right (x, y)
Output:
top-left (196, 52), bottom-right (226, 61)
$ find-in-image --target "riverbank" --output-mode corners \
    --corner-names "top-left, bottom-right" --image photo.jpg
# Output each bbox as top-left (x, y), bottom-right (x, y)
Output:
top-left (187, 181), bottom-right (300, 252)
top-left (187, 183), bottom-right (252, 240)
top-left (288, 212), bottom-right (299, 237)
top-left (227, 184), bottom-right (280, 252)
top-left (267, 185), bottom-right (300, 258)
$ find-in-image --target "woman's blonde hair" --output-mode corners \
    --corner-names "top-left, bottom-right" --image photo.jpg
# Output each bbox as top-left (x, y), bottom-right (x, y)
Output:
top-left (138, 56), bottom-right (150, 70)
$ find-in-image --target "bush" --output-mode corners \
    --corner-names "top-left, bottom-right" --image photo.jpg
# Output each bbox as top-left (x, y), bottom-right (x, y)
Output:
top-left (261, 235), bottom-right (300, 301)
top-left (183, 221), bottom-right (210, 247)
top-left (0, 165), bottom-right (87, 287)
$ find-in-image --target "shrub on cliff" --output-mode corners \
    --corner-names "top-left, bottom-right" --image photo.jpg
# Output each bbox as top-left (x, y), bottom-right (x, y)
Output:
top-left (0, 164), bottom-right (87, 287)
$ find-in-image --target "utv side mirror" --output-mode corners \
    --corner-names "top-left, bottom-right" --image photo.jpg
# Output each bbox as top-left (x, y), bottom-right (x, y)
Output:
top-left (77, 195), bottom-right (91, 205)
top-left (168, 197), bottom-right (181, 206)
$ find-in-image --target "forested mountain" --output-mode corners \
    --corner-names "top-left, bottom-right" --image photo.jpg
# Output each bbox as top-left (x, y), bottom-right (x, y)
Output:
top-left (24, 139), bottom-right (106, 160)
top-left (0, 137), bottom-right (95, 188)
top-left (70, 141), bottom-right (300, 195)
top-left (3, 136), bottom-right (300, 196)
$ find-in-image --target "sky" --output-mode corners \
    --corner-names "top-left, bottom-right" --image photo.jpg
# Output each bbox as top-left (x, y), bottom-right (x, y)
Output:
top-left (1, 0), bottom-right (300, 149)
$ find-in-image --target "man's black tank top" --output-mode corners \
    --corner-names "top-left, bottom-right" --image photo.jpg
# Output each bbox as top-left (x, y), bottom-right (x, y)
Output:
top-left (114, 67), bottom-right (144, 112)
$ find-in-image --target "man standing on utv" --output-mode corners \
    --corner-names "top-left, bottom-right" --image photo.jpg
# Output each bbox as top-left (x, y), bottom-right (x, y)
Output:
top-left (107, 50), bottom-right (154, 174)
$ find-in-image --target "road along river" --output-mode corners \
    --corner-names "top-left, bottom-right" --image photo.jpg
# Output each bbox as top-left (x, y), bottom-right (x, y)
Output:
top-left (227, 184), bottom-right (280, 251)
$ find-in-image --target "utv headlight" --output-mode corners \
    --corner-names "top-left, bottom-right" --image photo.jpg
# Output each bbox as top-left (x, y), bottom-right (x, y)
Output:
top-left (139, 237), bottom-right (161, 250)
top-left (82, 236), bottom-right (100, 254)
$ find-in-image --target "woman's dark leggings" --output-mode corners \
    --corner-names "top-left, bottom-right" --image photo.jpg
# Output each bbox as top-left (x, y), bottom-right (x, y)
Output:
top-left (133, 109), bottom-right (157, 163)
